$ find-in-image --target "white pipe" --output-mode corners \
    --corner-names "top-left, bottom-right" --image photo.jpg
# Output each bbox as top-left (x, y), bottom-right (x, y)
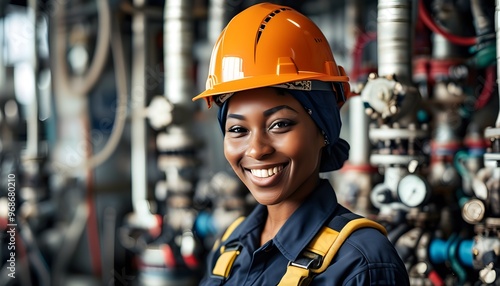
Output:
top-left (349, 96), bottom-right (370, 165)
top-left (208, 0), bottom-right (226, 44)
top-left (131, 0), bottom-right (155, 225)
top-left (27, 0), bottom-right (39, 158)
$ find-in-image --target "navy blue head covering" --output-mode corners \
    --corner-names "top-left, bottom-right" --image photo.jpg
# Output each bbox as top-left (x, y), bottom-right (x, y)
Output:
top-left (216, 87), bottom-right (350, 172)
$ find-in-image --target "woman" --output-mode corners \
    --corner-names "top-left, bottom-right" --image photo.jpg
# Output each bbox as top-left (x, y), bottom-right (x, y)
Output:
top-left (193, 2), bottom-right (409, 285)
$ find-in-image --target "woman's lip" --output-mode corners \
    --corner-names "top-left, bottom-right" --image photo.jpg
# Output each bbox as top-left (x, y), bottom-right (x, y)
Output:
top-left (244, 164), bottom-right (287, 187)
top-left (248, 165), bottom-right (284, 178)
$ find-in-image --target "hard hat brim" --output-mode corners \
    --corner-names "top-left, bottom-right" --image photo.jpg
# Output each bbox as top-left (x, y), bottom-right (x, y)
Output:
top-left (192, 73), bottom-right (349, 103)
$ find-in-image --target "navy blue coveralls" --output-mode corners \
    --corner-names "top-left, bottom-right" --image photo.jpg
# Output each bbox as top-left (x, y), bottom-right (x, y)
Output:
top-left (200, 179), bottom-right (410, 285)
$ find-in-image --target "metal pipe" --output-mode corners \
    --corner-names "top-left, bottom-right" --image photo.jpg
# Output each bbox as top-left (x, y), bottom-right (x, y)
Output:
top-left (27, 0), bottom-right (39, 158)
top-left (377, 0), bottom-right (413, 83)
top-left (208, 0), bottom-right (226, 45)
top-left (131, 0), bottom-right (154, 226)
top-left (349, 96), bottom-right (370, 165)
top-left (162, 0), bottom-right (198, 217)
top-left (164, 0), bottom-right (194, 106)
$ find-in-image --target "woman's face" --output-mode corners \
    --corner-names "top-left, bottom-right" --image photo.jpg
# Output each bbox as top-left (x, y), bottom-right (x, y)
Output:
top-left (223, 87), bottom-right (324, 206)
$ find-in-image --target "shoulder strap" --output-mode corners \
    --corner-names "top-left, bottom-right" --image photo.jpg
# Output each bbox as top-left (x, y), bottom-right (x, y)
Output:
top-left (212, 216), bottom-right (246, 279)
top-left (211, 213), bottom-right (388, 285)
top-left (278, 213), bottom-right (387, 286)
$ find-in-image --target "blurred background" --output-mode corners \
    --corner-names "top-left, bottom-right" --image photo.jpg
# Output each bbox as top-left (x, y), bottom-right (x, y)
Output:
top-left (0, 0), bottom-right (499, 285)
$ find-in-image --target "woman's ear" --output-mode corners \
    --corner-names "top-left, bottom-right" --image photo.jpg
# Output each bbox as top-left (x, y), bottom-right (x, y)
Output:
top-left (317, 131), bottom-right (327, 150)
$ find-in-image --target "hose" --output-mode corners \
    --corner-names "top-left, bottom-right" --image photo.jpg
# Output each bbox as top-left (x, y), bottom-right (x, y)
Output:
top-left (54, 0), bottom-right (111, 96)
top-left (351, 31), bottom-right (377, 82)
top-left (475, 66), bottom-right (496, 110)
top-left (52, 0), bottom-right (128, 171)
top-left (82, 12), bottom-right (128, 170)
top-left (418, 0), bottom-right (476, 46)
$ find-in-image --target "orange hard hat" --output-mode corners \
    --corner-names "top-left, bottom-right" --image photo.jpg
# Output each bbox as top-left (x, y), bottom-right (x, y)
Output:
top-left (192, 2), bottom-right (350, 108)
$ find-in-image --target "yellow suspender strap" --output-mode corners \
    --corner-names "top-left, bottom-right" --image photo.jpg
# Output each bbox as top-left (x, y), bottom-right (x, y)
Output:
top-left (221, 216), bottom-right (246, 242)
top-left (280, 266), bottom-right (312, 286)
top-left (212, 246), bottom-right (242, 277)
top-left (212, 216), bottom-right (246, 279)
top-left (278, 218), bottom-right (387, 286)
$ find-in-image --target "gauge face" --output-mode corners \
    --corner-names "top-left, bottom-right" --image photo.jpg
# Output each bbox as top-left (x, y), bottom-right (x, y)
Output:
top-left (397, 174), bottom-right (430, 208)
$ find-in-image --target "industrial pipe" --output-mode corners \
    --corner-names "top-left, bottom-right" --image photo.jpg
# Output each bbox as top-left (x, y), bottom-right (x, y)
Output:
top-left (377, 0), bottom-right (413, 82)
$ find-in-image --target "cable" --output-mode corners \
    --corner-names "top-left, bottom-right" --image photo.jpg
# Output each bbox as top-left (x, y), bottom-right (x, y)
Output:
top-left (85, 120), bottom-right (102, 279)
top-left (351, 31), bottom-right (377, 82)
top-left (418, 0), bottom-right (476, 46)
top-left (475, 66), bottom-right (496, 110)
top-left (82, 11), bottom-right (129, 170)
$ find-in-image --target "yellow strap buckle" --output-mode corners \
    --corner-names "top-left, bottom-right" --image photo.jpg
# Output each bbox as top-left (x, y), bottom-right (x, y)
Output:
top-left (212, 243), bottom-right (242, 278)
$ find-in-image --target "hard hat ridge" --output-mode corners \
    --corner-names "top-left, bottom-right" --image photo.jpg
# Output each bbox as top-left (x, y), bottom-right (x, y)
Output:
top-left (255, 7), bottom-right (291, 45)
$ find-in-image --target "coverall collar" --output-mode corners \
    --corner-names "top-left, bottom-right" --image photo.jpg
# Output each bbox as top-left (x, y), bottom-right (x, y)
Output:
top-left (224, 179), bottom-right (338, 261)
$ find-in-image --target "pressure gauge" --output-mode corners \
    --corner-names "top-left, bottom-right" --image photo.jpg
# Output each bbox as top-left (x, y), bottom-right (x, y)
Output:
top-left (397, 174), bottom-right (431, 208)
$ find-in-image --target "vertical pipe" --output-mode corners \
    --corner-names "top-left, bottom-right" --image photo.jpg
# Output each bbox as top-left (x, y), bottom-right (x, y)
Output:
top-left (208, 0), bottom-right (226, 47)
top-left (164, 0), bottom-right (194, 106)
top-left (377, 0), bottom-right (413, 82)
top-left (131, 0), bottom-right (153, 222)
top-left (349, 96), bottom-right (370, 166)
top-left (347, 0), bottom-right (368, 166)
top-left (345, 0), bottom-right (361, 77)
top-left (27, 0), bottom-right (39, 158)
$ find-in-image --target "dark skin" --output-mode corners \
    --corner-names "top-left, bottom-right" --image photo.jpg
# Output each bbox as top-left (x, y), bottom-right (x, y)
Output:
top-left (223, 87), bottom-right (325, 245)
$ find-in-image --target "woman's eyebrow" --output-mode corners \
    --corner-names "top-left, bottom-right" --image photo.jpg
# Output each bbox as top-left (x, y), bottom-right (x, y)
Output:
top-left (227, 114), bottom-right (245, 120)
top-left (263, 105), bottom-right (298, 117)
top-left (227, 105), bottom-right (298, 120)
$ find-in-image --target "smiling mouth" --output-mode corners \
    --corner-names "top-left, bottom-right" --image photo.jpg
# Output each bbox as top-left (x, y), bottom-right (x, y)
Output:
top-left (249, 165), bottom-right (284, 178)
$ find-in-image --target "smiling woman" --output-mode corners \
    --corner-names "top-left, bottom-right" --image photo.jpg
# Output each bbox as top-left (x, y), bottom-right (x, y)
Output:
top-left (223, 88), bottom-right (324, 209)
top-left (192, 2), bottom-right (410, 285)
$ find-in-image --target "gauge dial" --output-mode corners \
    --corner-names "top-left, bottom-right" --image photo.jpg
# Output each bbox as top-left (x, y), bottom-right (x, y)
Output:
top-left (397, 174), bottom-right (430, 208)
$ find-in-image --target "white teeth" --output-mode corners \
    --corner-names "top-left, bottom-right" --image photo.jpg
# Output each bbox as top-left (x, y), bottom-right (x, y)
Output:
top-left (250, 165), bottom-right (283, 178)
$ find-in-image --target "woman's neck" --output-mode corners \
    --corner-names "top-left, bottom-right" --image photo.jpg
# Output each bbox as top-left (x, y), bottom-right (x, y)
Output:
top-left (259, 200), bottom-right (300, 246)
top-left (259, 177), bottom-right (321, 246)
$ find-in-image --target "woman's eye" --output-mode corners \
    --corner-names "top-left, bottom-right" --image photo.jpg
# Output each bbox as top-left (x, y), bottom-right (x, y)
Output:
top-left (269, 120), bottom-right (295, 131)
top-left (227, 126), bottom-right (247, 133)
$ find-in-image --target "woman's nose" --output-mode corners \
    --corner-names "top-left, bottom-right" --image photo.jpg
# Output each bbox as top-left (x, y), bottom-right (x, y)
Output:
top-left (245, 132), bottom-right (274, 159)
